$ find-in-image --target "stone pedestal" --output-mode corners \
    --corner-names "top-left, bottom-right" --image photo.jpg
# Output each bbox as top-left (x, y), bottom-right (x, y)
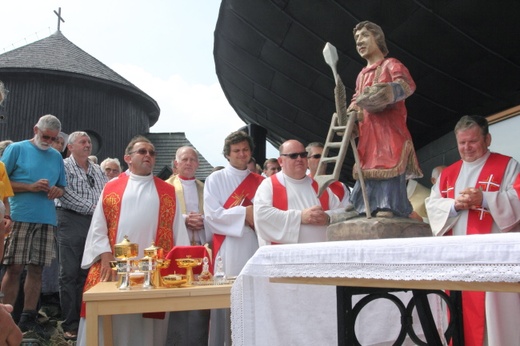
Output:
top-left (327, 215), bottom-right (432, 241)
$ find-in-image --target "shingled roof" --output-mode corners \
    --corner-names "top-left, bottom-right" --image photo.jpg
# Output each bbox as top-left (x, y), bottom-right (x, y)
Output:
top-left (146, 132), bottom-right (214, 181)
top-left (0, 30), bottom-right (160, 124)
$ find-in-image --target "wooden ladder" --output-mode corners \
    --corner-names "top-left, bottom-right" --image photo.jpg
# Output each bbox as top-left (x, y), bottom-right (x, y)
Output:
top-left (314, 112), bottom-right (351, 197)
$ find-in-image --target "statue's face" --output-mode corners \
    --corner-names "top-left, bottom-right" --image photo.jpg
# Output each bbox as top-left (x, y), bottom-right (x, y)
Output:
top-left (354, 27), bottom-right (380, 60)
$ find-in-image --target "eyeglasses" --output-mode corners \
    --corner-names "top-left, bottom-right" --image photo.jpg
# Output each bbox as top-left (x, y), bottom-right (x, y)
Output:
top-left (105, 168), bottom-right (120, 173)
top-left (86, 174), bottom-right (95, 188)
top-left (41, 134), bottom-right (58, 141)
top-left (309, 154), bottom-right (322, 159)
top-left (129, 148), bottom-right (156, 157)
top-left (37, 128), bottom-right (58, 141)
top-left (281, 152), bottom-right (308, 159)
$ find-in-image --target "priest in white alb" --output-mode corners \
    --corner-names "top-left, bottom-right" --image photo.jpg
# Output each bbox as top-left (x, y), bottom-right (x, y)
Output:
top-left (204, 130), bottom-right (264, 346)
top-left (426, 115), bottom-right (520, 346)
top-left (254, 139), bottom-right (345, 244)
top-left (246, 139), bottom-right (345, 345)
top-left (165, 145), bottom-right (211, 346)
top-left (77, 136), bottom-right (183, 346)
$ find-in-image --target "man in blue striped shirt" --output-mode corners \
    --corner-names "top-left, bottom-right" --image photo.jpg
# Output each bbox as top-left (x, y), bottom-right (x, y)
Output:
top-left (56, 131), bottom-right (107, 340)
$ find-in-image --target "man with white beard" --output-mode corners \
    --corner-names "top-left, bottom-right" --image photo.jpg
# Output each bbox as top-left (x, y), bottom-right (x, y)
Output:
top-left (0, 114), bottom-right (66, 339)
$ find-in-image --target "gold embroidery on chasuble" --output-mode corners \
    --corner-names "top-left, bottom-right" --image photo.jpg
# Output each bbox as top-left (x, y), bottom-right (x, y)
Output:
top-left (157, 193), bottom-right (176, 250)
top-left (103, 192), bottom-right (122, 247)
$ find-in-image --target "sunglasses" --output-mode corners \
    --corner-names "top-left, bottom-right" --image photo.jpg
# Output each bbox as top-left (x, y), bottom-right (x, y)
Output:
top-left (37, 127), bottom-right (58, 141)
top-left (129, 148), bottom-right (156, 157)
top-left (309, 154), bottom-right (322, 159)
top-left (41, 134), bottom-right (58, 141)
top-left (281, 152), bottom-right (308, 159)
top-left (87, 174), bottom-right (95, 188)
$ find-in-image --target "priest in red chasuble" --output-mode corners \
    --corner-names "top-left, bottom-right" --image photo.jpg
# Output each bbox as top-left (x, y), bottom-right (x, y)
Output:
top-left (427, 115), bottom-right (520, 345)
top-left (77, 135), bottom-right (183, 346)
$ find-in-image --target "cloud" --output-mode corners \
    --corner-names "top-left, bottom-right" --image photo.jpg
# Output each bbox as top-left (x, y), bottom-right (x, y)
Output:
top-left (111, 63), bottom-right (249, 166)
top-left (1, 2), bottom-right (280, 167)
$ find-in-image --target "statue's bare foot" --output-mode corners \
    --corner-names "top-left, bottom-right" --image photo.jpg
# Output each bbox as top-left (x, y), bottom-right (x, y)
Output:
top-left (409, 211), bottom-right (423, 222)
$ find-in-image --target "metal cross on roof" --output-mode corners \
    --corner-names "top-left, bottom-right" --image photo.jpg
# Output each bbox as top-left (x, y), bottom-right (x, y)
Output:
top-left (54, 7), bottom-right (65, 31)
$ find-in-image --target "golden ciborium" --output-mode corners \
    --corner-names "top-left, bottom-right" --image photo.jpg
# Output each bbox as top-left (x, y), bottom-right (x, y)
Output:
top-left (112, 236), bottom-right (139, 290)
top-left (175, 256), bottom-right (202, 285)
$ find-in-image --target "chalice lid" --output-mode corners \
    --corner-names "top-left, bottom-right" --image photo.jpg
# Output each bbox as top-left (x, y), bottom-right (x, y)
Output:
top-left (144, 241), bottom-right (161, 252)
top-left (144, 241), bottom-right (164, 258)
top-left (114, 235), bottom-right (138, 259)
top-left (115, 235), bottom-right (134, 247)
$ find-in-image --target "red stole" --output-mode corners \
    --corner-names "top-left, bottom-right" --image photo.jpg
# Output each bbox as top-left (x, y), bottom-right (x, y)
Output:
top-left (308, 174), bottom-right (345, 201)
top-left (328, 181), bottom-right (346, 201)
top-left (80, 174), bottom-right (176, 318)
top-left (213, 172), bottom-right (264, 263)
top-left (273, 174), bottom-right (330, 211)
top-left (439, 153), bottom-right (510, 346)
top-left (270, 174), bottom-right (329, 245)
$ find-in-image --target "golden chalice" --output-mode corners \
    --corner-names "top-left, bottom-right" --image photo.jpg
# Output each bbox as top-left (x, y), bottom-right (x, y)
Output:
top-left (175, 256), bottom-right (202, 285)
top-left (139, 242), bottom-right (171, 288)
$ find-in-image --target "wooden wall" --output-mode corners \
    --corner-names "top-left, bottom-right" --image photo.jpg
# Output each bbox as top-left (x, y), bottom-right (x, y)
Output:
top-left (0, 72), bottom-right (157, 167)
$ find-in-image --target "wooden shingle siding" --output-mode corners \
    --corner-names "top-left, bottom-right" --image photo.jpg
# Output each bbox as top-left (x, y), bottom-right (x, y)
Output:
top-left (0, 31), bottom-right (218, 179)
top-left (146, 132), bottom-right (214, 181)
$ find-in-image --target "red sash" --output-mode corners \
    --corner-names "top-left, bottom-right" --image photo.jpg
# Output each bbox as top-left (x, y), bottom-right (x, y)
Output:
top-left (212, 172), bottom-right (264, 263)
top-left (80, 174), bottom-right (176, 318)
top-left (272, 174), bottom-right (330, 211)
top-left (270, 174), bottom-right (329, 245)
top-left (307, 174), bottom-right (345, 202)
top-left (328, 181), bottom-right (346, 201)
top-left (439, 153), bottom-right (510, 346)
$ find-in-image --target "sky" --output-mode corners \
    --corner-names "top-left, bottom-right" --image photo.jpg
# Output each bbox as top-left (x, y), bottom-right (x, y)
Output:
top-left (1, 1), bottom-right (279, 167)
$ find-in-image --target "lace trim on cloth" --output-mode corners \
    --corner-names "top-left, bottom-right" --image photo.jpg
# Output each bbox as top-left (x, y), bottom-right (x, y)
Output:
top-left (231, 277), bottom-right (244, 346)
top-left (248, 262), bottom-right (520, 283)
top-left (241, 233), bottom-right (520, 283)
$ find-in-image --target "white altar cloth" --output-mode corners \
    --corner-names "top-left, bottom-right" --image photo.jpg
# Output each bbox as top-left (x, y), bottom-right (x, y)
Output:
top-left (231, 233), bottom-right (520, 345)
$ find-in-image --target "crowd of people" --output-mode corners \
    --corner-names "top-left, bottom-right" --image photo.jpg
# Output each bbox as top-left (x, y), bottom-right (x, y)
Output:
top-left (1, 19), bottom-right (520, 346)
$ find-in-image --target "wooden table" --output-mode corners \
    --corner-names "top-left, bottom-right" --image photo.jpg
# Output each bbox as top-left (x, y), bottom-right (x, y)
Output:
top-left (83, 282), bottom-right (232, 346)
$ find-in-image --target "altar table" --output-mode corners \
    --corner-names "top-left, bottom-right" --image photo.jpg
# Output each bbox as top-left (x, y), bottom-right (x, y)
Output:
top-left (231, 233), bottom-right (520, 345)
top-left (83, 282), bottom-right (232, 346)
